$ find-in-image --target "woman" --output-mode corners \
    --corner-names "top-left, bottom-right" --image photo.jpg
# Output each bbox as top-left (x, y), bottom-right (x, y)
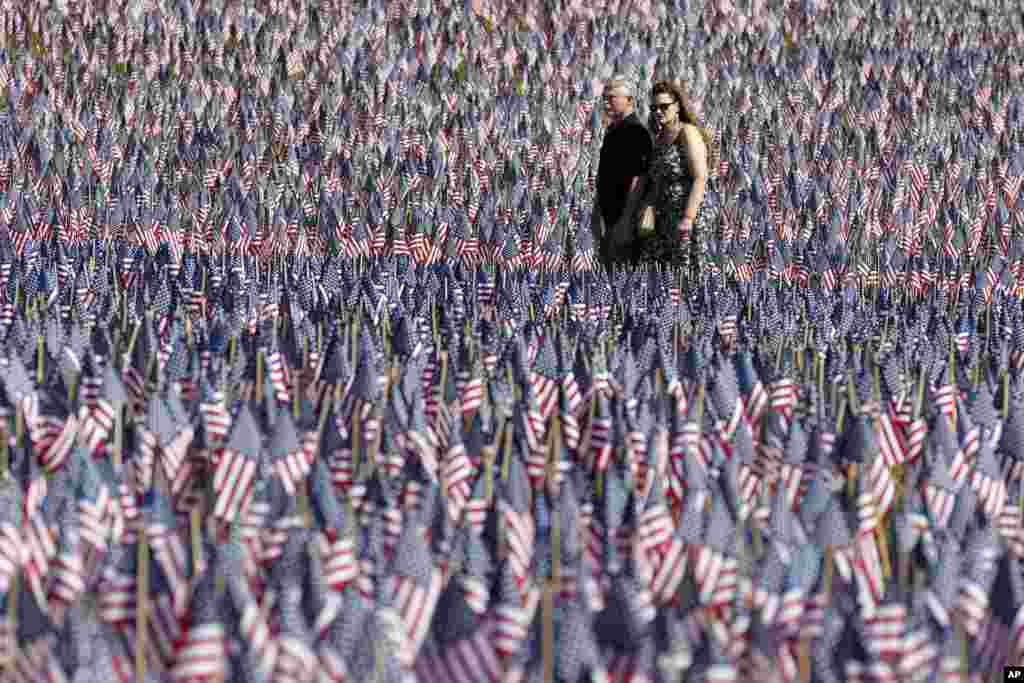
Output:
top-left (632, 80), bottom-right (718, 274)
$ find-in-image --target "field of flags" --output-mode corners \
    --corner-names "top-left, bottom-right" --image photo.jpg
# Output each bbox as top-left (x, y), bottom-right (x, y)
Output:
top-left (1, 0), bottom-right (1024, 680)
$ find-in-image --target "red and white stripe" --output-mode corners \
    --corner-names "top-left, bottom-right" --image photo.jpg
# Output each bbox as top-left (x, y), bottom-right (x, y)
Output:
top-left (388, 566), bottom-right (444, 668)
top-left (171, 622), bottom-right (228, 681)
top-left (443, 443), bottom-right (476, 524)
top-left (319, 533), bottom-right (358, 592)
top-left (211, 451), bottom-right (258, 523)
top-left (273, 447), bottom-right (312, 498)
top-left (416, 618), bottom-right (501, 683)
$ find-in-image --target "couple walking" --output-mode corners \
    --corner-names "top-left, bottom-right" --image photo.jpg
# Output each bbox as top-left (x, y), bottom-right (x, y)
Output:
top-left (592, 76), bottom-right (718, 273)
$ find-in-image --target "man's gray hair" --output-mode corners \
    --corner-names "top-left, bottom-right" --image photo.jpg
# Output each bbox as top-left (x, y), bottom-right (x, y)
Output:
top-left (604, 75), bottom-right (636, 98)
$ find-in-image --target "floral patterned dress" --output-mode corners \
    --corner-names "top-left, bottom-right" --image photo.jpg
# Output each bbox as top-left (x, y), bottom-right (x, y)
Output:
top-left (631, 133), bottom-right (709, 274)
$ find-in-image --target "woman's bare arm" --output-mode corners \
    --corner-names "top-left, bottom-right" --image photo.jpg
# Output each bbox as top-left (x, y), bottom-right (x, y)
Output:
top-left (681, 124), bottom-right (708, 221)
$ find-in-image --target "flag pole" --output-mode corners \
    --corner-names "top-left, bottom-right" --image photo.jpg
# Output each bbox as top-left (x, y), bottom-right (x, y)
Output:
top-left (36, 334), bottom-right (44, 385)
top-left (501, 413), bottom-right (514, 483)
top-left (136, 527), bottom-right (149, 682)
top-left (190, 499), bottom-right (203, 578)
top-left (542, 577), bottom-right (555, 683)
top-left (548, 415), bottom-right (562, 584)
top-left (255, 349), bottom-right (264, 404)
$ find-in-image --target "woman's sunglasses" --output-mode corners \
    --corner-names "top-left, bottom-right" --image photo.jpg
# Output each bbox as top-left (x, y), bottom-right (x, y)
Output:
top-left (653, 102), bottom-right (676, 112)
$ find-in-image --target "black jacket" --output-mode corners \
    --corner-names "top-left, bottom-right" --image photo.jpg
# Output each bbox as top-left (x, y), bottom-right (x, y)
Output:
top-left (596, 113), bottom-right (653, 226)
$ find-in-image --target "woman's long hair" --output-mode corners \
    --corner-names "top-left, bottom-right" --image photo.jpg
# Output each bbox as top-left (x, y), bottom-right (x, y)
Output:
top-left (651, 80), bottom-right (720, 179)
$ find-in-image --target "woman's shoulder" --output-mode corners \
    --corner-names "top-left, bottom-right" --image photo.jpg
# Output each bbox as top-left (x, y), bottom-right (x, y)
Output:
top-left (680, 122), bottom-right (705, 142)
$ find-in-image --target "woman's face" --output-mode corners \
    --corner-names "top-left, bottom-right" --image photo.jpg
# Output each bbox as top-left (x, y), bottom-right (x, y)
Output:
top-left (652, 93), bottom-right (679, 128)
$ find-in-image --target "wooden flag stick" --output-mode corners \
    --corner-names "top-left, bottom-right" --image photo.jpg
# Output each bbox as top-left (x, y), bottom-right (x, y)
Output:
top-left (36, 335), bottom-right (44, 385)
top-left (438, 352), bottom-right (449, 408)
top-left (693, 382), bottom-right (706, 426)
top-left (542, 579), bottom-right (555, 683)
top-left (136, 529), bottom-right (149, 682)
top-left (191, 505), bottom-right (203, 576)
top-left (125, 320), bottom-right (142, 360)
top-left (798, 638), bottom-right (811, 683)
top-left (432, 302), bottom-right (440, 345)
top-left (846, 463), bottom-right (858, 504)
top-left (875, 515), bottom-right (892, 580)
top-left (548, 416), bottom-right (562, 583)
top-left (484, 439), bottom-right (495, 503)
top-left (255, 350), bottom-right (264, 403)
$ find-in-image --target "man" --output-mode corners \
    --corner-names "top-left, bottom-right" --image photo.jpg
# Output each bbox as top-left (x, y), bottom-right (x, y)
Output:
top-left (592, 76), bottom-right (653, 267)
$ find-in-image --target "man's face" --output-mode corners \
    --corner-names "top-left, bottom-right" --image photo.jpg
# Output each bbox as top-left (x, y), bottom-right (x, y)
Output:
top-left (603, 89), bottom-right (632, 118)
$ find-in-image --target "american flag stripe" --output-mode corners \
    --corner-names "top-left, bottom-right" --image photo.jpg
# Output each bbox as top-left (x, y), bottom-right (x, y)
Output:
top-left (651, 536), bottom-right (687, 604)
top-left (274, 450), bottom-right (311, 498)
top-left (120, 593), bottom-right (182, 668)
top-left (319, 534), bottom-right (358, 591)
top-left (211, 452), bottom-right (257, 522)
top-left (172, 623), bottom-right (228, 680)
top-left (853, 533), bottom-right (885, 614)
top-left (443, 445), bottom-right (475, 523)
top-left (501, 503), bottom-right (535, 586)
top-left (98, 570), bottom-right (136, 624)
top-left (47, 551), bottom-right (86, 609)
top-left (492, 586), bottom-right (540, 659)
top-left (425, 621), bottom-right (501, 683)
top-left (390, 568), bottom-right (444, 667)
top-left (588, 415), bottom-right (613, 472)
top-left (0, 523), bottom-right (22, 592)
top-left (694, 546), bottom-right (724, 605)
top-left (151, 531), bottom-right (190, 614)
top-left (862, 603), bottom-right (907, 661)
top-left (899, 623), bottom-right (938, 678)
top-left (528, 373), bottom-right (558, 422)
top-left (637, 504), bottom-right (674, 555)
top-left (875, 409), bottom-right (907, 467)
top-left (709, 556), bottom-right (739, 608)
top-left (30, 413), bottom-right (79, 473)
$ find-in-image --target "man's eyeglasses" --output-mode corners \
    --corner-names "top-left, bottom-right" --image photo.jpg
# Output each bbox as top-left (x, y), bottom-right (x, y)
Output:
top-left (653, 102), bottom-right (676, 112)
